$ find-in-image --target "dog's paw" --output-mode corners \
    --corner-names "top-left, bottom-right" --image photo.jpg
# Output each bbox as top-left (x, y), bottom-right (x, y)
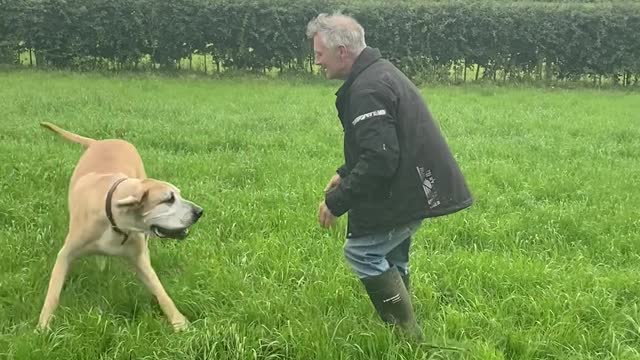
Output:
top-left (172, 316), bottom-right (190, 332)
top-left (35, 322), bottom-right (51, 334)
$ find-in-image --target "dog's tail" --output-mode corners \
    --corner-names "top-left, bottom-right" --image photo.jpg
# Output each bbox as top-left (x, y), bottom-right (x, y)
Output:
top-left (40, 122), bottom-right (95, 148)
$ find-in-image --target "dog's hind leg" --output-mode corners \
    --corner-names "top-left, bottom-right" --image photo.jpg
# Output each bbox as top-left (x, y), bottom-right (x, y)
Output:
top-left (37, 237), bottom-right (80, 330)
top-left (125, 239), bottom-right (188, 331)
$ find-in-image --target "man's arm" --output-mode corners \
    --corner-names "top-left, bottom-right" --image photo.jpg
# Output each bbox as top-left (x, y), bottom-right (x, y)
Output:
top-left (325, 88), bottom-right (400, 216)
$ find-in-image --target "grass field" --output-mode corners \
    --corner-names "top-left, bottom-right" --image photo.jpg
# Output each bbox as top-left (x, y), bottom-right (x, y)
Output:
top-left (1, 69), bottom-right (640, 359)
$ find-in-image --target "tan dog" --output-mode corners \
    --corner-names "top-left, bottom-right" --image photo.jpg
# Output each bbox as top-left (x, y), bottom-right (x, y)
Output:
top-left (38, 122), bottom-right (203, 331)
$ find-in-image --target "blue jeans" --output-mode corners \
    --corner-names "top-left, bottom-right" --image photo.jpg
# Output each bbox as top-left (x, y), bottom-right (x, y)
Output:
top-left (343, 219), bottom-right (424, 279)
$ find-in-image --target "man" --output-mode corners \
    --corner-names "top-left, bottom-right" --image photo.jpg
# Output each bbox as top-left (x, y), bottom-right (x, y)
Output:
top-left (306, 13), bottom-right (473, 340)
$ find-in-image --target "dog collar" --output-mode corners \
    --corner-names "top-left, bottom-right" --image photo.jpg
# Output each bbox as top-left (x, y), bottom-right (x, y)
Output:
top-left (106, 177), bottom-right (130, 244)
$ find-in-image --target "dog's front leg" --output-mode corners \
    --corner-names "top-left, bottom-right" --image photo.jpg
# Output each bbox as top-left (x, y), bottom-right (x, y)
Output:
top-left (38, 244), bottom-right (76, 330)
top-left (127, 247), bottom-right (188, 331)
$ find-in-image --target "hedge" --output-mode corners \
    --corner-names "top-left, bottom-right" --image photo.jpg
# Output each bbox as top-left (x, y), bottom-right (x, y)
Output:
top-left (1, 0), bottom-right (639, 85)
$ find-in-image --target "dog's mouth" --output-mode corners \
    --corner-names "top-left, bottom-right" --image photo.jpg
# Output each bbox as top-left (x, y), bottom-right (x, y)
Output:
top-left (150, 225), bottom-right (189, 240)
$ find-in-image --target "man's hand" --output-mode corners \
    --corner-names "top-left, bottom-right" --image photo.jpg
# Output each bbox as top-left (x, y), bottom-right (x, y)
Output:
top-left (324, 174), bottom-right (341, 193)
top-left (318, 201), bottom-right (337, 228)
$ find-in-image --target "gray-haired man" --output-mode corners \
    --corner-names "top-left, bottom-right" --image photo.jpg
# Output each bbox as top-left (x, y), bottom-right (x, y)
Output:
top-left (307, 13), bottom-right (473, 340)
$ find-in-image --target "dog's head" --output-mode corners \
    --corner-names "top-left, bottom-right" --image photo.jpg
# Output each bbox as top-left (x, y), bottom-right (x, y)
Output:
top-left (115, 178), bottom-right (203, 240)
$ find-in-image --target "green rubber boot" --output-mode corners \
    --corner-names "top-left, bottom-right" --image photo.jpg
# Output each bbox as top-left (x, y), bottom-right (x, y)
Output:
top-left (360, 267), bottom-right (423, 342)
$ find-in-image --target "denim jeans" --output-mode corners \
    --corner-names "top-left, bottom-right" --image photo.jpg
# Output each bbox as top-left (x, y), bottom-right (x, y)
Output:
top-left (343, 219), bottom-right (424, 279)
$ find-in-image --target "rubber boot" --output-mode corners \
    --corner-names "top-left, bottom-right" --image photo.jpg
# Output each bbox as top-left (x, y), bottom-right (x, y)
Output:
top-left (360, 267), bottom-right (423, 341)
top-left (401, 272), bottom-right (410, 292)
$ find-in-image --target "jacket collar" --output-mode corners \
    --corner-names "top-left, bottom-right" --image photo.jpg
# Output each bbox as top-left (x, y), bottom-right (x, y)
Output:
top-left (335, 47), bottom-right (382, 98)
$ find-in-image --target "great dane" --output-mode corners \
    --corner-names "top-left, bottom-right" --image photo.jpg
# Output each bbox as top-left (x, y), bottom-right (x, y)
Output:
top-left (37, 122), bottom-right (203, 331)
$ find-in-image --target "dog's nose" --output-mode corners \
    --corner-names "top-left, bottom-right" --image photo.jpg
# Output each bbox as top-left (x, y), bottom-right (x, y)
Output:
top-left (192, 206), bottom-right (204, 220)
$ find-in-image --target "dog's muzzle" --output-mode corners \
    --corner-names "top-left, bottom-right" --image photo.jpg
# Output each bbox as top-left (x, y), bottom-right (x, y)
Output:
top-left (151, 225), bottom-right (190, 240)
top-left (151, 206), bottom-right (203, 240)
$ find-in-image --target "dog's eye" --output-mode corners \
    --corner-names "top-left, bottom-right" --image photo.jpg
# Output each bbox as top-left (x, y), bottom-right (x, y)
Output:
top-left (163, 193), bottom-right (175, 204)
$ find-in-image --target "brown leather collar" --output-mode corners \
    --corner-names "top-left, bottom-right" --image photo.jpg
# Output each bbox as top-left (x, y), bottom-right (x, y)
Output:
top-left (106, 177), bottom-right (130, 244)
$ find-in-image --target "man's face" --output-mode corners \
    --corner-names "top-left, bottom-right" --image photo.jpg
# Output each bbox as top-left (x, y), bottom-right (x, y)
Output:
top-left (313, 35), bottom-right (348, 80)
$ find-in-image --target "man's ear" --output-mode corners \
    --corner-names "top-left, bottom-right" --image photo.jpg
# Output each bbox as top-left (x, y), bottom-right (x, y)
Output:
top-left (337, 45), bottom-right (348, 59)
top-left (116, 190), bottom-right (148, 207)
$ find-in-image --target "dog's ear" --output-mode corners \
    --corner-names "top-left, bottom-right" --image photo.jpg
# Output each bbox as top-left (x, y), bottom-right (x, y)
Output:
top-left (116, 190), bottom-right (148, 207)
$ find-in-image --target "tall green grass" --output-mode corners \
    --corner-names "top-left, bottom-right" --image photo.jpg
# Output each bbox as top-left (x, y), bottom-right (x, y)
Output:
top-left (1, 69), bottom-right (639, 359)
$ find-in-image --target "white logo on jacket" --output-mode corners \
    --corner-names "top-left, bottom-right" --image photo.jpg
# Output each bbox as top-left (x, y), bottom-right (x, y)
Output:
top-left (352, 109), bottom-right (387, 126)
top-left (416, 166), bottom-right (441, 209)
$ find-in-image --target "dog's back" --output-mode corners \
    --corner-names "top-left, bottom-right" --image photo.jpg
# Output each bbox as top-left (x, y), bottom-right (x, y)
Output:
top-left (41, 122), bottom-right (147, 185)
top-left (71, 140), bottom-right (147, 182)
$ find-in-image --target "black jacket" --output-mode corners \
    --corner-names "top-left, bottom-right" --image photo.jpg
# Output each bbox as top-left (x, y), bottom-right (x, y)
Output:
top-left (324, 47), bottom-right (473, 238)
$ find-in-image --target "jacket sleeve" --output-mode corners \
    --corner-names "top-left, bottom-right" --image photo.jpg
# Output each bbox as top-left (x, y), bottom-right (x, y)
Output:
top-left (325, 88), bottom-right (400, 216)
top-left (336, 164), bottom-right (349, 178)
